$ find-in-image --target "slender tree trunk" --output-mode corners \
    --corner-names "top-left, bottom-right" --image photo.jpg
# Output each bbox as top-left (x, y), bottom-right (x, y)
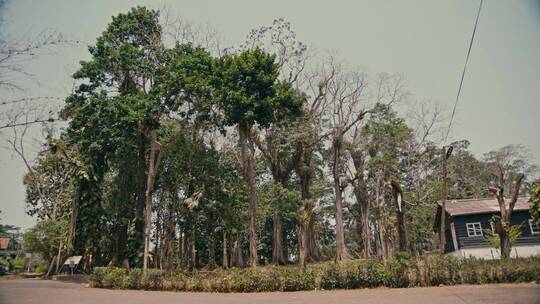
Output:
top-left (390, 180), bottom-right (407, 252)
top-left (206, 215), bottom-right (216, 269)
top-left (143, 129), bottom-right (161, 273)
top-left (66, 186), bottom-right (80, 254)
top-left (375, 176), bottom-right (387, 258)
top-left (362, 203), bottom-right (371, 258)
top-left (332, 134), bottom-right (350, 261)
top-left (222, 230), bottom-right (229, 269)
top-left (45, 256), bottom-right (56, 277)
top-left (191, 228), bottom-right (197, 270)
top-left (440, 147), bottom-right (448, 254)
top-left (499, 228), bottom-right (510, 258)
top-left (298, 223), bottom-right (309, 268)
top-left (239, 125), bottom-right (258, 268)
top-left (55, 239), bottom-right (63, 274)
top-left (130, 129), bottom-right (147, 266)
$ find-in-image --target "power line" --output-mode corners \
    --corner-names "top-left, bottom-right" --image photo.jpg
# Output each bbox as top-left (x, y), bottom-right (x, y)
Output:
top-left (444, 0), bottom-right (484, 144)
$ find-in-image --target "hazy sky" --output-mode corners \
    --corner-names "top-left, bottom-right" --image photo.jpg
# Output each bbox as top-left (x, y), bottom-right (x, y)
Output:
top-left (1, 0), bottom-right (539, 230)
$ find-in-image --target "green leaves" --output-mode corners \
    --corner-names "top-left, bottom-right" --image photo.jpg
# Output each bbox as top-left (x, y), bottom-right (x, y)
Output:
top-left (217, 48), bottom-right (303, 129)
top-left (23, 219), bottom-right (67, 261)
top-left (153, 43), bottom-right (217, 124)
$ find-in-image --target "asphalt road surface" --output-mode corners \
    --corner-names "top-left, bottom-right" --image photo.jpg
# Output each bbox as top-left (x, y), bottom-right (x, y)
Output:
top-left (1, 278), bottom-right (539, 304)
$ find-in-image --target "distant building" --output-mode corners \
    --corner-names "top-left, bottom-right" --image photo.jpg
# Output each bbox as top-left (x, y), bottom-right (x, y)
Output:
top-left (0, 238), bottom-right (9, 250)
top-left (0, 238), bottom-right (17, 258)
top-left (434, 197), bottom-right (540, 259)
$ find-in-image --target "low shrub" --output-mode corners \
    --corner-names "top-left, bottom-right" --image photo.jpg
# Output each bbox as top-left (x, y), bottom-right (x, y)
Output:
top-left (11, 258), bottom-right (27, 273)
top-left (90, 256), bottom-right (540, 292)
top-left (35, 264), bottom-right (48, 273)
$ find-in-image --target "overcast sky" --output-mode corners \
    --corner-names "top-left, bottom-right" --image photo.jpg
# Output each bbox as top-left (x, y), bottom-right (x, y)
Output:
top-left (1, 0), bottom-right (539, 230)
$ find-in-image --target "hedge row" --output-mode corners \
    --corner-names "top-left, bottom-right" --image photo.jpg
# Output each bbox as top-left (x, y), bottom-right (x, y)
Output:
top-left (90, 254), bottom-right (540, 292)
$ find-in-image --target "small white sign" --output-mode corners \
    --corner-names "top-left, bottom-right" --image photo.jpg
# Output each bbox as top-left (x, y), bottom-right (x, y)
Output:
top-left (63, 256), bottom-right (82, 265)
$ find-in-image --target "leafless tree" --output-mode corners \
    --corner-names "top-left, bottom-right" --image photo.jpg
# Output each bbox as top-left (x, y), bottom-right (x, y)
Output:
top-left (325, 62), bottom-right (370, 261)
top-left (485, 144), bottom-right (537, 258)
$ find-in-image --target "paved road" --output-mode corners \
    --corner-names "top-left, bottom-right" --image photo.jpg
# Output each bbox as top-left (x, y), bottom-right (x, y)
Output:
top-left (1, 278), bottom-right (539, 304)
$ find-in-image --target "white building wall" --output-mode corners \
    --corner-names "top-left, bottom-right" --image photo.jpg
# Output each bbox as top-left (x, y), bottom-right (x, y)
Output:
top-left (451, 245), bottom-right (540, 259)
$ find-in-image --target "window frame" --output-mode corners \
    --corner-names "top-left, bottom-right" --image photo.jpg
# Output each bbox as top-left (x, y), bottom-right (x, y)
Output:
top-left (529, 219), bottom-right (539, 236)
top-left (466, 222), bottom-right (483, 237)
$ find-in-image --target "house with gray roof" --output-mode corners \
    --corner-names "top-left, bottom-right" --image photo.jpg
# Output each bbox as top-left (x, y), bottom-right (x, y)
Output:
top-left (434, 197), bottom-right (540, 259)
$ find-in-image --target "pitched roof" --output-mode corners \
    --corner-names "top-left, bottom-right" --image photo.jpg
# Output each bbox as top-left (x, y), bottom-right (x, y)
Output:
top-left (0, 238), bottom-right (9, 250)
top-left (438, 197), bottom-right (530, 216)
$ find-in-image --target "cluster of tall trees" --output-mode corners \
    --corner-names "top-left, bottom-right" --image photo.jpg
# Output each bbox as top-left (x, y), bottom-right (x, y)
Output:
top-left (17, 7), bottom-right (538, 271)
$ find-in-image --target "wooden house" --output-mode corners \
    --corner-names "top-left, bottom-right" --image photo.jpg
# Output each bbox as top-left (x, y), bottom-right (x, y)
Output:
top-left (434, 197), bottom-right (540, 259)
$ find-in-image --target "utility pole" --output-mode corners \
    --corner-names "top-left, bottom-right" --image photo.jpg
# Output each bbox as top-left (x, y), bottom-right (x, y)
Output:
top-left (440, 146), bottom-right (453, 255)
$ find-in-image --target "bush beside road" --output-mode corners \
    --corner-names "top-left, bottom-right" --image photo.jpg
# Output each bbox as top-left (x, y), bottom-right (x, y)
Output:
top-left (90, 255), bottom-right (540, 293)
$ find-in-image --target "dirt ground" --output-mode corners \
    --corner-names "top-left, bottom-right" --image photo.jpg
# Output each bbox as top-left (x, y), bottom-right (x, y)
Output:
top-left (1, 278), bottom-right (539, 304)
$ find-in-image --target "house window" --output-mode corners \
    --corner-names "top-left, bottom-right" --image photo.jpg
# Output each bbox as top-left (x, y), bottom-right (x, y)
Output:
top-left (466, 222), bottom-right (483, 237)
top-left (529, 219), bottom-right (540, 235)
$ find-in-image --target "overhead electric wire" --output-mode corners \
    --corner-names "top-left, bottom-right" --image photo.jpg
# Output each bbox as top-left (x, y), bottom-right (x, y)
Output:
top-left (444, 0), bottom-right (484, 144)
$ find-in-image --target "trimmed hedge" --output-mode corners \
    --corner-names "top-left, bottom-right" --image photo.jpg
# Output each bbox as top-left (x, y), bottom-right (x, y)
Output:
top-left (90, 255), bottom-right (540, 292)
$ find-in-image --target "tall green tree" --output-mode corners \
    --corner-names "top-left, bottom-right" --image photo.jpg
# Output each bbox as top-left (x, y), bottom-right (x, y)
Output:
top-left (217, 48), bottom-right (303, 267)
top-left (62, 6), bottom-right (163, 268)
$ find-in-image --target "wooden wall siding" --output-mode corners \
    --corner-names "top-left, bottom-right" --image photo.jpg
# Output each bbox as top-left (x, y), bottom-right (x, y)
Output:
top-left (445, 211), bottom-right (540, 253)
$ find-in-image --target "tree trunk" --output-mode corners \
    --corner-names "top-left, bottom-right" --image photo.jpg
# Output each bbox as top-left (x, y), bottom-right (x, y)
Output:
top-left (375, 176), bottom-right (387, 258)
top-left (222, 230), bottom-right (229, 269)
top-left (206, 215), bottom-right (216, 269)
top-left (332, 134), bottom-right (350, 261)
top-left (440, 147), bottom-right (448, 254)
top-left (295, 144), bottom-right (318, 267)
top-left (353, 188), bottom-right (371, 258)
top-left (239, 125), bottom-right (258, 268)
top-left (489, 174), bottom-right (524, 259)
top-left (499, 229), bottom-right (511, 258)
top-left (376, 217), bottom-right (387, 258)
top-left (298, 223), bottom-right (309, 268)
top-left (133, 129), bottom-right (147, 263)
top-left (231, 234), bottom-right (244, 267)
top-left (66, 186), bottom-right (80, 254)
top-left (307, 217), bottom-right (321, 261)
top-left (362, 203), bottom-right (371, 258)
top-left (272, 213), bottom-right (286, 264)
top-left (113, 222), bottom-right (128, 266)
top-left (349, 149), bottom-right (371, 258)
top-left (191, 228), bottom-right (197, 270)
top-left (389, 180), bottom-right (407, 252)
top-left (143, 129), bottom-right (161, 273)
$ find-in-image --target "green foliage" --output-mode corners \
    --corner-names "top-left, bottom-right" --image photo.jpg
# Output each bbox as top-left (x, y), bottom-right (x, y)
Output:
top-left (483, 222), bottom-right (522, 249)
top-left (91, 256), bottom-right (540, 292)
top-left (35, 264), bottom-right (48, 273)
top-left (11, 258), bottom-right (27, 273)
top-left (19, 6), bottom-right (540, 276)
top-left (446, 140), bottom-right (492, 199)
top-left (23, 219), bottom-right (67, 261)
top-left (0, 258), bottom-right (10, 275)
top-left (218, 47), bottom-right (303, 129)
